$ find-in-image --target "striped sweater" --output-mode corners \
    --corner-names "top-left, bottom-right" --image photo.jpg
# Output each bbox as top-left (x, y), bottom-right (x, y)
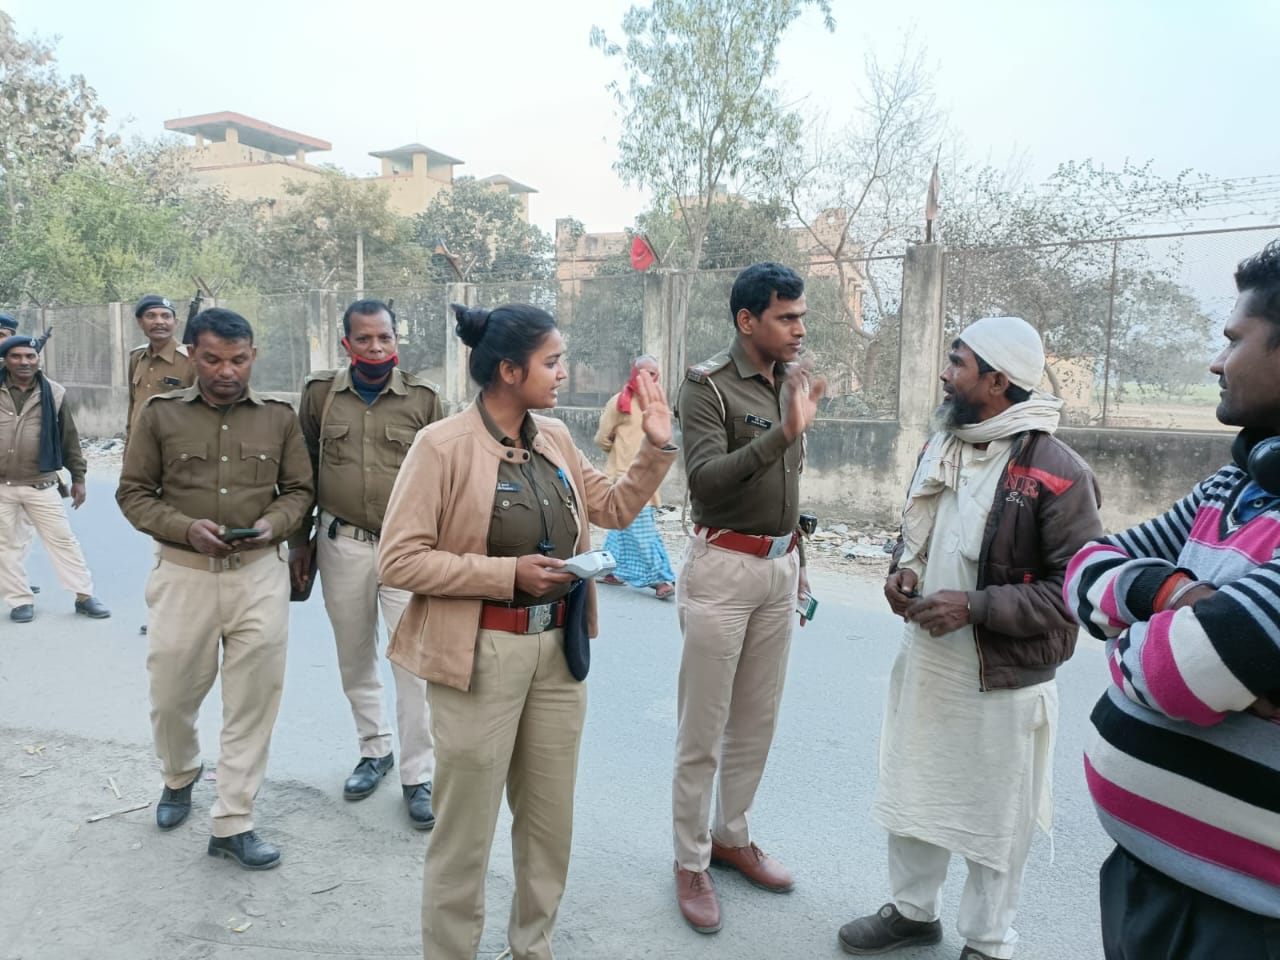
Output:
top-left (1064, 463), bottom-right (1280, 918)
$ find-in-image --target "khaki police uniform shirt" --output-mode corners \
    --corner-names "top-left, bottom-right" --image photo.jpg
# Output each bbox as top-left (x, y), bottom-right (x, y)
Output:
top-left (116, 384), bottom-right (314, 549)
top-left (477, 396), bottom-right (579, 607)
top-left (2, 375), bottom-right (87, 482)
top-left (127, 339), bottom-right (195, 436)
top-left (296, 366), bottom-right (444, 537)
top-left (676, 338), bottom-right (806, 553)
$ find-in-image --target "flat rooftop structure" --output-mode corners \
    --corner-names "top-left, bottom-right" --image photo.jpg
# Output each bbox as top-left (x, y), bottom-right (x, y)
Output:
top-left (368, 143), bottom-right (464, 167)
top-left (480, 174), bottom-right (537, 194)
top-left (164, 111), bottom-right (332, 156)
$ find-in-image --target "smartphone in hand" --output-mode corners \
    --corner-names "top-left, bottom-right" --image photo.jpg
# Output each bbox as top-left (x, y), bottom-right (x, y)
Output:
top-left (222, 527), bottom-right (261, 543)
top-left (796, 593), bottom-right (818, 621)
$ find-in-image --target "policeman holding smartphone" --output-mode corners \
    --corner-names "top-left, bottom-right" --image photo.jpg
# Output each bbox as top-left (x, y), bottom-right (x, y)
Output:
top-left (117, 308), bottom-right (313, 870)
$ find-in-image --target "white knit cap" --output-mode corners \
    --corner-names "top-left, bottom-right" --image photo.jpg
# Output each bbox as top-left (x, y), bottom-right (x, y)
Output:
top-left (957, 316), bottom-right (1045, 392)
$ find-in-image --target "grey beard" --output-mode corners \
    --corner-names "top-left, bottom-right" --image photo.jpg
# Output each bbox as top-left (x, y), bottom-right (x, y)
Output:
top-left (930, 396), bottom-right (983, 434)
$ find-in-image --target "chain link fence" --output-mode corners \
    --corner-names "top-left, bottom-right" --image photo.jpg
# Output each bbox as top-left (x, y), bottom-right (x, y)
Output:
top-left (945, 224), bottom-right (1280, 431)
top-left (13, 224), bottom-right (1268, 435)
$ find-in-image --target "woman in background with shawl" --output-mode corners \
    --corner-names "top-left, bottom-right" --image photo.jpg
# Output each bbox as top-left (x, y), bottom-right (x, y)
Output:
top-left (594, 355), bottom-right (676, 599)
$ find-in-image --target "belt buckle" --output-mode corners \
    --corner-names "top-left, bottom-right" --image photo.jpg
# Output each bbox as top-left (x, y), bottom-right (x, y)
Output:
top-left (525, 602), bottom-right (554, 634)
top-left (763, 535), bottom-right (791, 560)
top-left (209, 552), bottom-right (245, 573)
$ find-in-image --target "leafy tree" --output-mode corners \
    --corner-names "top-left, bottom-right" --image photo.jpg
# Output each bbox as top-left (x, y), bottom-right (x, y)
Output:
top-left (256, 172), bottom-right (426, 294)
top-left (413, 176), bottom-right (553, 286)
top-left (941, 160), bottom-right (1220, 418)
top-left (0, 11), bottom-right (115, 225)
top-left (591, 0), bottom-right (834, 375)
top-left (0, 142), bottom-right (258, 304)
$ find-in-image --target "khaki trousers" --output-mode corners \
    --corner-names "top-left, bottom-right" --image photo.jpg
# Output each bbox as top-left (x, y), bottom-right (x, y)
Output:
top-left (672, 536), bottom-right (799, 871)
top-left (0, 483), bottom-right (93, 608)
top-left (145, 544), bottom-right (290, 838)
top-left (316, 519), bottom-right (433, 784)
top-left (422, 626), bottom-right (587, 960)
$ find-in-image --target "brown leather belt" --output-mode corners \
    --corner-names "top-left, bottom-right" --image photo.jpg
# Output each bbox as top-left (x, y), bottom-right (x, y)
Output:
top-left (159, 543), bottom-right (279, 573)
top-left (479, 599), bottom-right (567, 635)
top-left (694, 525), bottom-right (799, 559)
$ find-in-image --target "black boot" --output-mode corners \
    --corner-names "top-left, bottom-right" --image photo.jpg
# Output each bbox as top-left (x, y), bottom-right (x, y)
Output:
top-left (343, 753), bottom-right (394, 800)
top-left (403, 782), bottom-right (435, 830)
top-left (156, 764), bottom-right (203, 830)
top-left (207, 830), bottom-right (281, 870)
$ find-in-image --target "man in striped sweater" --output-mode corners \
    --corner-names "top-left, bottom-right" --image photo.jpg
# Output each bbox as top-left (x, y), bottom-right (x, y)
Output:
top-left (1065, 238), bottom-right (1280, 957)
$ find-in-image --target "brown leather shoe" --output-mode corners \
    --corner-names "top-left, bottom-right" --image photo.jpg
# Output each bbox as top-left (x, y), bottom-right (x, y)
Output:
top-left (674, 862), bottom-right (721, 934)
top-left (710, 839), bottom-right (794, 892)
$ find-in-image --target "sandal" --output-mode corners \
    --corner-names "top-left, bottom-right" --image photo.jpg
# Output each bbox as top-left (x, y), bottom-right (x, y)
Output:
top-left (598, 574), bottom-right (625, 586)
top-left (653, 582), bottom-right (675, 600)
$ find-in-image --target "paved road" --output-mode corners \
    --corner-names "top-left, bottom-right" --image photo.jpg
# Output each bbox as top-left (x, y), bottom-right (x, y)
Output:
top-left (1, 477), bottom-right (1115, 959)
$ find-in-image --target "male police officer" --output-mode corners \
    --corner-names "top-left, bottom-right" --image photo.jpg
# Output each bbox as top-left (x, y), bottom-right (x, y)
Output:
top-left (289, 299), bottom-right (443, 828)
top-left (127, 295), bottom-right (195, 438)
top-left (117, 308), bottom-right (312, 869)
top-left (671, 262), bottom-right (825, 933)
top-left (0, 312), bottom-right (39, 599)
top-left (0, 332), bottom-right (110, 622)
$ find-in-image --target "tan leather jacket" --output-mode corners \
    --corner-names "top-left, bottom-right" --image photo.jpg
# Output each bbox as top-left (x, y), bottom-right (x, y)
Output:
top-left (379, 400), bottom-right (677, 690)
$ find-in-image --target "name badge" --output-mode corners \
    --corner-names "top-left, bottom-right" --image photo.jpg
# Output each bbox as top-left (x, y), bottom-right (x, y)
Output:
top-left (497, 481), bottom-right (522, 493)
top-left (162, 376), bottom-right (182, 386)
top-left (744, 414), bottom-right (772, 429)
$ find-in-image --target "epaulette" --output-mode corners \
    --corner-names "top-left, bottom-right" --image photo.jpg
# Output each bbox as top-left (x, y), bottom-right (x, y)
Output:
top-left (175, 344), bottom-right (189, 357)
top-left (303, 369), bottom-right (338, 386)
top-left (262, 395), bottom-right (296, 407)
top-left (129, 343), bottom-right (149, 354)
top-left (685, 352), bottom-right (731, 384)
top-left (401, 370), bottom-right (441, 393)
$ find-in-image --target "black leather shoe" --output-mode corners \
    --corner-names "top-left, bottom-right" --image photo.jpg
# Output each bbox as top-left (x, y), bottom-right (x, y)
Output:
top-left (404, 782), bottom-right (435, 830)
top-left (156, 765), bottom-right (203, 830)
top-left (839, 903), bottom-right (942, 955)
top-left (207, 830), bottom-right (281, 870)
top-left (10, 604), bottom-right (34, 623)
top-left (343, 753), bottom-right (394, 800)
top-left (74, 596), bottom-right (111, 619)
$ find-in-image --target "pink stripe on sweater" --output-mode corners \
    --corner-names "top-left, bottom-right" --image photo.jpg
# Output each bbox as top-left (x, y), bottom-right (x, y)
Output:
top-left (1138, 613), bottom-right (1224, 726)
top-left (1189, 505), bottom-right (1280, 564)
top-left (1099, 588), bottom-right (1127, 631)
top-left (1066, 543), bottom-right (1129, 629)
top-left (1084, 755), bottom-right (1280, 886)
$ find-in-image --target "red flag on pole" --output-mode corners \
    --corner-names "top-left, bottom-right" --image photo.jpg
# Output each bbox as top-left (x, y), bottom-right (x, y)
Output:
top-left (630, 235), bottom-right (657, 271)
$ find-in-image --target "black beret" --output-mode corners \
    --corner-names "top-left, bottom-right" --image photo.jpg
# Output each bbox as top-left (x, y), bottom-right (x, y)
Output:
top-left (0, 312), bottom-right (17, 332)
top-left (134, 295), bottom-right (176, 318)
top-left (0, 334), bottom-right (39, 356)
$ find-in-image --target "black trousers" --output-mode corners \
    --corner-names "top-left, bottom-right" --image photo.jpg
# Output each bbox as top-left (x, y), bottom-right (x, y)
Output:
top-left (1101, 845), bottom-right (1280, 959)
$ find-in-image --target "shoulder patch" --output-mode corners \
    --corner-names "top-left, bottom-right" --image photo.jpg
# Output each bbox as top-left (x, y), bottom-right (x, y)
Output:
top-left (685, 353), bottom-right (731, 384)
top-left (303, 369), bottom-right (338, 385)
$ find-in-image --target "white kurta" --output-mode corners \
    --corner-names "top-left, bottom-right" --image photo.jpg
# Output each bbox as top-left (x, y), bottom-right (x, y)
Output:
top-left (873, 438), bottom-right (1057, 872)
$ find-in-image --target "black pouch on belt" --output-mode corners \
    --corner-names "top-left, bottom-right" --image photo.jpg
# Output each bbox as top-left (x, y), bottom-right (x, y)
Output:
top-left (562, 580), bottom-right (590, 681)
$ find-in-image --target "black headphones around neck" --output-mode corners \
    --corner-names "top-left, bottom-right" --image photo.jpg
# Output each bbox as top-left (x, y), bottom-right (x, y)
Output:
top-left (1231, 430), bottom-right (1280, 496)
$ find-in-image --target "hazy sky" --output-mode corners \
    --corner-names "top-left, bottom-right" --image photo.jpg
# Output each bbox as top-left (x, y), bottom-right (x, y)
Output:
top-left (7, 0), bottom-right (1280, 238)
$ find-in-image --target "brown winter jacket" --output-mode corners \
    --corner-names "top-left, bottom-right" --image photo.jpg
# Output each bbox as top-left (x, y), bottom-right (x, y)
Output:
top-left (893, 430), bottom-right (1103, 692)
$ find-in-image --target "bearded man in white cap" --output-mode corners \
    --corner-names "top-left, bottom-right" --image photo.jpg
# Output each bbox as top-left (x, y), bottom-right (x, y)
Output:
top-left (838, 317), bottom-right (1103, 960)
